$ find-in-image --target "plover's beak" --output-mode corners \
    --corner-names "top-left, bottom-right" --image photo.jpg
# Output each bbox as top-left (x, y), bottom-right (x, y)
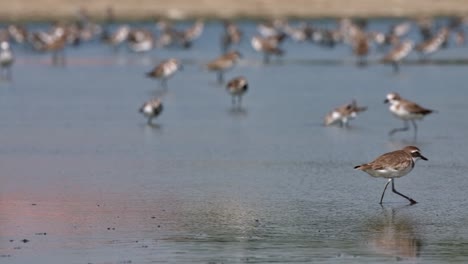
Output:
top-left (384, 99), bottom-right (389, 104)
top-left (420, 154), bottom-right (428, 161)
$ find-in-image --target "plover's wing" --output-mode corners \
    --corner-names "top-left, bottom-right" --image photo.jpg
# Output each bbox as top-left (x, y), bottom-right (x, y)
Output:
top-left (403, 100), bottom-right (433, 115)
top-left (368, 150), bottom-right (411, 171)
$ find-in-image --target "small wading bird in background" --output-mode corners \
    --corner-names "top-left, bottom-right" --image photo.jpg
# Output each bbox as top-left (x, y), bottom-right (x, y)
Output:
top-left (226, 76), bottom-right (248, 106)
top-left (139, 98), bottom-right (163, 125)
top-left (0, 41), bottom-right (14, 80)
top-left (251, 35), bottom-right (285, 64)
top-left (206, 51), bottom-right (242, 84)
top-left (324, 100), bottom-right (367, 127)
top-left (146, 58), bottom-right (183, 89)
top-left (384, 92), bottom-right (435, 139)
top-left (381, 40), bottom-right (413, 73)
top-left (354, 146), bottom-right (428, 205)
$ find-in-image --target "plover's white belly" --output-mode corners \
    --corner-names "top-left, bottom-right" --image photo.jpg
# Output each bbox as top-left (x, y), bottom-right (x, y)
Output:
top-left (366, 165), bottom-right (413, 178)
top-left (142, 105), bottom-right (155, 117)
top-left (163, 64), bottom-right (177, 77)
top-left (390, 105), bottom-right (423, 120)
top-left (251, 38), bottom-right (262, 52)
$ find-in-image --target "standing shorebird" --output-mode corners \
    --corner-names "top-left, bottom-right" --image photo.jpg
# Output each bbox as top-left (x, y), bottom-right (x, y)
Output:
top-left (354, 146), bottom-right (428, 205)
top-left (221, 20), bottom-right (242, 53)
top-left (324, 100), bottom-right (367, 127)
top-left (352, 32), bottom-right (369, 66)
top-left (139, 98), bottom-right (163, 125)
top-left (415, 27), bottom-right (449, 60)
top-left (226, 76), bottom-right (248, 106)
top-left (251, 35), bottom-right (285, 64)
top-left (385, 92), bottom-right (434, 139)
top-left (381, 40), bottom-right (413, 73)
top-left (146, 58), bottom-right (182, 89)
top-left (0, 41), bottom-right (14, 80)
top-left (206, 51), bottom-right (242, 83)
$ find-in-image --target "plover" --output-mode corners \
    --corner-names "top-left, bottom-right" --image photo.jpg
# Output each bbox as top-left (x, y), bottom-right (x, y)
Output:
top-left (139, 98), bottom-right (163, 125)
top-left (251, 35), bottom-right (284, 64)
top-left (127, 29), bottom-right (154, 53)
top-left (415, 27), bottom-right (449, 59)
top-left (352, 32), bottom-right (369, 66)
top-left (354, 146), bottom-right (428, 204)
top-left (221, 20), bottom-right (242, 52)
top-left (324, 100), bottom-right (367, 127)
top-left (42, 27), bottom-right (68, 66)
top-left (8, 24), bottom-right (28, 44)
top-left (0, 41), bottom-right (14, 80)
top-left (226, 76), bottom-right (248, 106)
top-left (179, 19), bottom-right (204, 49)
top-left (384, 92), bottom-right (434, 138)
top-left (146, 58), bottom-right (182, 88)
top-left (206, 51), bottom-right (241, 83)
top-left (381, 40), bottom-right (413, 73)
top-left (102, 25), bottom-right (130, 52)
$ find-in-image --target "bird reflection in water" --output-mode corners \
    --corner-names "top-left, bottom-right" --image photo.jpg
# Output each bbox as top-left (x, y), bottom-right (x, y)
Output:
top-left (228, 106), bottom-right (248, 118)
top-left (366, 206), bottom-right (422, 261)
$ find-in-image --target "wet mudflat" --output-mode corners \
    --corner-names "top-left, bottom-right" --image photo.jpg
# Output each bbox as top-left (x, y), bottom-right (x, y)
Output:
top-left (1, 20), bottom-right (468, 263)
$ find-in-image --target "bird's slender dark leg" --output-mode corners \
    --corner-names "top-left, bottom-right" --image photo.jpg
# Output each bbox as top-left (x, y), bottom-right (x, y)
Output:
top-left (52, 52), bottom-right (58, 65)
top-left (392, 179), bottom-right (417, 204)
top-left (231, 96), bottom-right (236, 106)
top-left (161, 78), bottom-right (167, 89)
top-left (217, 71), bottom-right (223, 84)
top-left (392, 62), bottom-right (399, 73)
top-left (147, 117), bottom-right (153, 125)
top-left (380, 179), bottom-right (392, 204)
top-left (389, 120), bottom-right (409, 136)
top-left (238, 95), bottom-right (242, 107)
top-left (263, 53), bottom-right (270, 64)
top-left (410, 119), bottom-right (418, 140)
top-left (6, 68), bottom-right (11, 81)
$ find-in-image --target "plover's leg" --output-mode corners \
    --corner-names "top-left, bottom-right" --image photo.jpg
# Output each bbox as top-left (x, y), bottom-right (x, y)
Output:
top-left (6, 68), bottom-right (11, 81)
top-left (52, 52), bottom-right (58, 65)
top-left (61, 50), bottom-right (66, 66)
top-left (263, 53), bottom-right (270, 64)
top-left (147, 117), bottom-right (153, 125)
top-left (392, 179), bottom-right (417, 204)
top-left (392, 62), bottom-right (399, 73)
top-left (380, 179), bottom-right (392, 204)
top-left (161, 79), bottom-right (167, 89)
top-left (410, 120), bottom-right (418, 140)
top-left (231, 96), bottom-right (236, 106)
top-left (238, 95), bottom-right (242, 106)
top-left (217, 71), bottom-right (224, 84)
top-left (389, 120), bottom-right (409, 136)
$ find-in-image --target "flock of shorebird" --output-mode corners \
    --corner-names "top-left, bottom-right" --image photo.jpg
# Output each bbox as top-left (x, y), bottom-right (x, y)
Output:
top-left (0, 14), bottom-right (461, 205)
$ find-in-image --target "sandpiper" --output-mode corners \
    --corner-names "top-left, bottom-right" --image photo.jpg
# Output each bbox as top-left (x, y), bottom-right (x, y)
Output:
top-left (354, 146), bottom-right (428, 204)
top-left (0, 41), bottom-right (14, 80)
top-left (415, 27), bottom-right (449, 59)
top-left (206, 51), bottom-right (242, 83)
top-left (139, 98), bottom-right (163, 125)
top-left (251, 35), bottom-right (284, 64)
top-left (127, 29), bottom-right (154, 53)
top-left (103, 25), bottom-right (130, 52)
top-left (146, 58), bottom-right (182, 88)
top-left (226, 76), bottom-right (248, 106)
top-left (384, 92), bottom-right (434, 138)
top-left (179, 19), bottom-right (204, 49)
top-left (352, 32), bottom-right (369, 66)
top-left (381, 40), bottom-right (413, 73)
top-left (324, 100), bottom-right (367, 127)
top-left (221, 20), bottom-right (242, 53)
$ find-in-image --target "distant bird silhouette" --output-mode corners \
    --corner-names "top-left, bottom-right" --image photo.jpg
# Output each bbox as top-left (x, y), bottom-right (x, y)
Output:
top-left (206, 51), bottom-right (242, 83)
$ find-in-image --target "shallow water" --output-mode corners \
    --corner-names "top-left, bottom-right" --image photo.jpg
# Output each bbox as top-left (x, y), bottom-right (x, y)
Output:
top-left (1, 19), bottom-right (468, 263)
